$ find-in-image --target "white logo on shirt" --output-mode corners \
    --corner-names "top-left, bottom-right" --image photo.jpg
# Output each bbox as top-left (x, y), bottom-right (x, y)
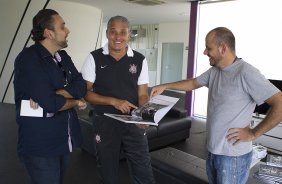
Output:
top-left (95, 134), bottom-right (102, 143)
top-left (129, 64), bottom-right (137, 74)
top-left (101, 65), bottom-right (108, 69)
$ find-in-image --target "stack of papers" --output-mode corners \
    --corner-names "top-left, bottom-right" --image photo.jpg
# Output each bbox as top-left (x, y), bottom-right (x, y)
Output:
top-left (253, 153), bottom-right (282, 184)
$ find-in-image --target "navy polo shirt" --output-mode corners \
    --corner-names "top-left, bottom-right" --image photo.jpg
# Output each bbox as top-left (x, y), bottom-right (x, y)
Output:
top-left (90, 47), bottom-right (144, 115)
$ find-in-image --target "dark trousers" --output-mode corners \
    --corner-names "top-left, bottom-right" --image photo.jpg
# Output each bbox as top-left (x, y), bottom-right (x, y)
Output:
top-left (93, 114), bottom-right (155, 184)
top-left (19, 154), bottom-right (70, 184)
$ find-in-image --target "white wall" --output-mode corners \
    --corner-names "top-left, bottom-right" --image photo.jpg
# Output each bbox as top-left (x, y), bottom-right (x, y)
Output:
top-left (0, 0), bottom-right (28, 69)
top-left (0, 0), bottom-right (102, 103)
top-left (0, 0), bottom-right (49, 104)
top-left (156, 22), bottom-right (189, 84)
top-left (48, 0), bottom-right (102, 71)
top-left (101, 23), bottom-right (108, 46)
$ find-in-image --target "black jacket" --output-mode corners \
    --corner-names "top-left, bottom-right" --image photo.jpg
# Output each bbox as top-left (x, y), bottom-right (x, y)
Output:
top-left (13, 43), bottom-right (86, 156)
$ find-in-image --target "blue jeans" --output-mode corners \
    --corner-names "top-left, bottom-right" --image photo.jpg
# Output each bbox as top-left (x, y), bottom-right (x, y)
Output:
top-left (19, 154), bottom-right (70, 184)
top-left (206, 151), bottom-right (252, 184)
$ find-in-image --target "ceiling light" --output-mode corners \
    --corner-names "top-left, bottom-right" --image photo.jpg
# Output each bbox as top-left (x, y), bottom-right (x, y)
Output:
top-left (123, 0), bottom-right (166, 6)
top-left (199, 0), bottom-right (236, 4)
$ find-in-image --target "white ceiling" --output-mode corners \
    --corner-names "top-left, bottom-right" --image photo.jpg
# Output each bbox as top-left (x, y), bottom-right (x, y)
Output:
top-left (58, 0), bottom-right (195, 25)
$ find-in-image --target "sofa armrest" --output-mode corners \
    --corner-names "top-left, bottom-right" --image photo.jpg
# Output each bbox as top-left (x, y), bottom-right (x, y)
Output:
top-left (166, 107), bottom-right (187, 118)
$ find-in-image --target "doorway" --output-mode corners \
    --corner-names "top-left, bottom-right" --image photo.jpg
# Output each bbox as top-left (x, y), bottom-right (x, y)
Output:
top-left (160, 42), bottom-right (184, 83)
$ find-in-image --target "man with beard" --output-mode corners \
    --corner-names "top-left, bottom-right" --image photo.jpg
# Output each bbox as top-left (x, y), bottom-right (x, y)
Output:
top-left (13, 9), bottom-right (87, 184)
top-left (150, 27), bottom-right (282, 184)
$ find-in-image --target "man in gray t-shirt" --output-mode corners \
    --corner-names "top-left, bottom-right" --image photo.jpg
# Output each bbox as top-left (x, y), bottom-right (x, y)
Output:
top-left (151, 27), bottom-right (282, 184)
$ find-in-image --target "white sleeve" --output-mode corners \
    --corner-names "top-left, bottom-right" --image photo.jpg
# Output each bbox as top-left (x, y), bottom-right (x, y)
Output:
top-left (81, 54), bottom-right (96, 83)
top-left (138, 58), bottom-right (149, 85)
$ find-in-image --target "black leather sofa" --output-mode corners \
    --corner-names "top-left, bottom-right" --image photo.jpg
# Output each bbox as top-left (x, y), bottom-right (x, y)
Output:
top-left (150, 147), bottom-right (208, 184)
top-left (77, 90), bottom-right (192, 156)
top-left (150, 147), bottom-right (264, 184)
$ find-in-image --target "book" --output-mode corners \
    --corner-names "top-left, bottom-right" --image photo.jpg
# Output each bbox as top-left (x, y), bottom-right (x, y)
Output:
top-left (104, 94), bottom-right (179, 126)
top-left (267, 154), bottom-right (282, 168)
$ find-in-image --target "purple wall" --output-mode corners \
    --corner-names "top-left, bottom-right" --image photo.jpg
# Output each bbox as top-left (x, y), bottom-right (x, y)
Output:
top-left (185, 1), bottom-right (199, 116)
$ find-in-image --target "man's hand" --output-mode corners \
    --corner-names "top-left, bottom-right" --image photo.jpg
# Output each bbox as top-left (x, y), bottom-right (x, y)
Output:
top-left (30, 98), bottom-right (39, 109)
top-left (150, 85), bottom-right (166, 98)
top-left (112, 99), bottom-right (137, 114)
top-left (77, 98), bottom-right (87, 110)
top-left (226, 126), bottom-right (256, 145)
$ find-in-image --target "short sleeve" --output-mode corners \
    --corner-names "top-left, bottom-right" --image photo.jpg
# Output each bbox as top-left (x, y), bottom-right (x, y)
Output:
top-left (137, 58), bottom-right (149, 85)
top-left (81, 54), bottom-right (96, 83)
top-left (196, 68), bottom-right (212, 87)
top-left (243, 66), bottom-right (280, 105)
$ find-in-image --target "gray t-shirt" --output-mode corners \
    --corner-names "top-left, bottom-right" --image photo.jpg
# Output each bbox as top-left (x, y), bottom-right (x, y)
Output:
top-left (196, 58), bottom-right (279, 156)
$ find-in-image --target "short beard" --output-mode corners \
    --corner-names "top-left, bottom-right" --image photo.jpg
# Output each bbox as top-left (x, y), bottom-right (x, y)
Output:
top-left (58, 41), bottom-right (68, 49)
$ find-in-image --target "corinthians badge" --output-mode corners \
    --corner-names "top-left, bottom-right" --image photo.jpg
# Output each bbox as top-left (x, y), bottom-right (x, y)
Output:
top-left (129, 64), bottom-right (137, 74)
top-left (95, 134), bottom-right (101, 144)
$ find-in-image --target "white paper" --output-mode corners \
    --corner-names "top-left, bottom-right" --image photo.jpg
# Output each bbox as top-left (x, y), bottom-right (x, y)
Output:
top-left (20, 100), bottom-right (43, 117)
top-left (251, 144), bottom-right (267, 168)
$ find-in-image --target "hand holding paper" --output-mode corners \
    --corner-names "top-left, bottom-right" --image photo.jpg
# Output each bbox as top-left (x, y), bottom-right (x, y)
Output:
top-left (20, 99), bottom-right (43, 117)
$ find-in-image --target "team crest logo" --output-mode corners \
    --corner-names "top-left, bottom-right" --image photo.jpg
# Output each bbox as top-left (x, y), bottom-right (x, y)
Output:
top-left (95, 134), bottom-right (102, 144)
top-left (129, 64), bottom-right (137, 74)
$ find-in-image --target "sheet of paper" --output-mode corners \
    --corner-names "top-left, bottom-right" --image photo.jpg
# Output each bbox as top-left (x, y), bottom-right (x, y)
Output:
top-left (20, 100), bottom-right (43, 117)
top-left (152, 95), bottom-right (179, 123)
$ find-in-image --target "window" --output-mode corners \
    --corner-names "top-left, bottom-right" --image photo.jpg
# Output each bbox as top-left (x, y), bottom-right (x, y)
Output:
top-left (193, 0), bottom-right (282, 117)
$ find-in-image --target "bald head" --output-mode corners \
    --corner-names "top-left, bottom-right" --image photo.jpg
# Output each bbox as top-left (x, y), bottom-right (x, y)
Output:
top-left (207, 27), bottom-right (236, 53)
